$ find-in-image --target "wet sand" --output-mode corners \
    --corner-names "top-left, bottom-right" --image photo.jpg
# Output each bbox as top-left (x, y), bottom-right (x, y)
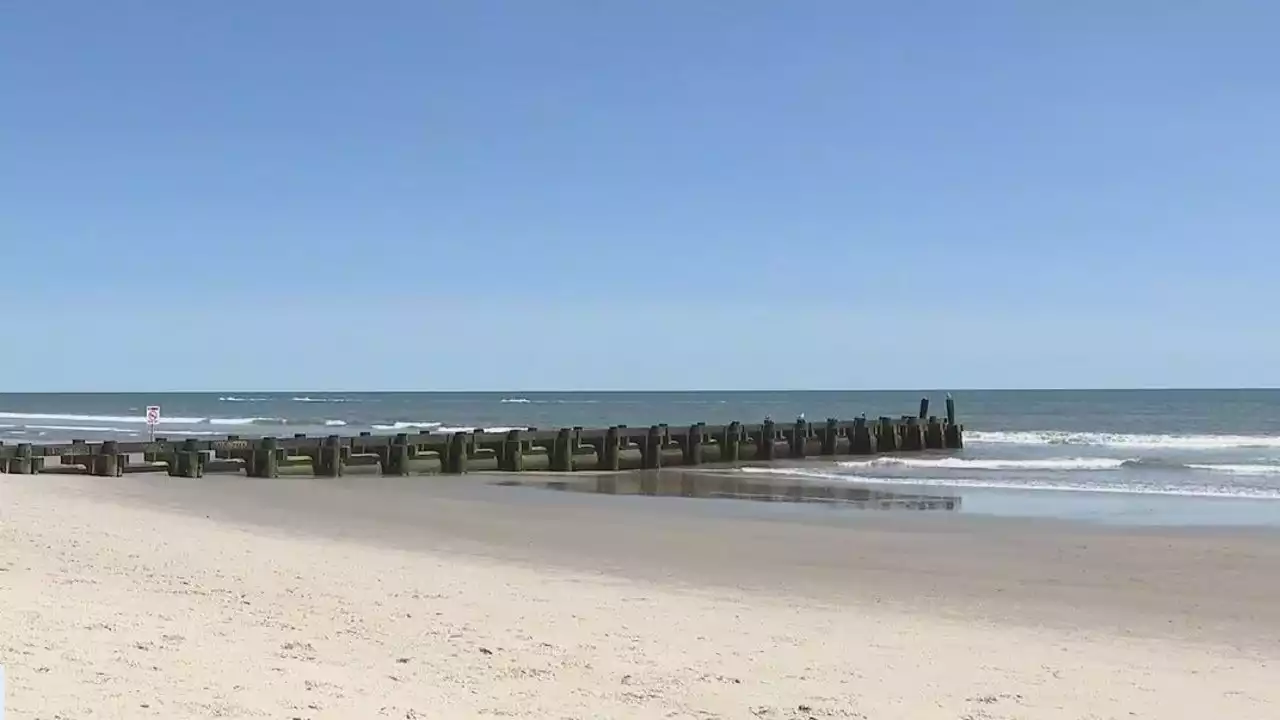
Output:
top-left (76, 469), bottom-right (1280, 649)
top-left (2, 470), bottom-right (1278, 718)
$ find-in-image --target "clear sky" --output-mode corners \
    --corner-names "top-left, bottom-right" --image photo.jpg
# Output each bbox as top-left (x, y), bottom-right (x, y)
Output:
top-left (3, 1), bottom-right (1277, 392)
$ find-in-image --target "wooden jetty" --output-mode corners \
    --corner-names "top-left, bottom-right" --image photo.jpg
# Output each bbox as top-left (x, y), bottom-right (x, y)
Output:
top-left (0, 397), bottom-right (963, 478)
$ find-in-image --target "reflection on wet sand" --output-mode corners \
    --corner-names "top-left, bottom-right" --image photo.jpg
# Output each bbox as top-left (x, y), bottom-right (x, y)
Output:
top-left (493, 470), bottom-right (960, 511)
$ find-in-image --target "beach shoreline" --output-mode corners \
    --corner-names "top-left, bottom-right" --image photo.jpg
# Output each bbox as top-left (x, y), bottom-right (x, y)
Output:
top-left (2, 471), bottom-right (1277, 718)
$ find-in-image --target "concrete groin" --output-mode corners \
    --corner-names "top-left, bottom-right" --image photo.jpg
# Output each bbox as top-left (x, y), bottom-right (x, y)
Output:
top-left (0, 398), bottom-right (964, 478)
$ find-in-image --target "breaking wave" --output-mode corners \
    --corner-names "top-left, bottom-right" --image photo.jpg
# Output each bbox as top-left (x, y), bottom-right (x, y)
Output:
top-left (841, 457), bottom-right (1127, 471)
top-left (369, 421), bottom-right (442, 431)
top-left (965, 430), bottom-right (1280, 450)
top-left (736, 466), bottom-right (1280, 500)
top-left (839, 455), bottom-right (1280, 476)
top-left (0, 411), bottom-right (286, 426)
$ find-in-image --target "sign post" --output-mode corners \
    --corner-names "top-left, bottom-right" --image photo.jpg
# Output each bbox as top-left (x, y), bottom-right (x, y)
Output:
top-left (145, 405), bottom-right (161, 441)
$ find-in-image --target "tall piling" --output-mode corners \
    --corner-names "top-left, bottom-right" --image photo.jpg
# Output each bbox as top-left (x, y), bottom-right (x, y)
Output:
top-left (821, 418), bottom-right (839, 455)
top-left (760, 419), bottom-right (777, 461)
top-left (602, 426), bottom-right (621, 470)
top-left (877, 417), bottom-right (899, 452)
top-left (944, 394), bottom-right (964, 449)
top-left (722, 421), bottom-right (742, 463)
top-left (387, 433), bottom-right (412, 475)
top-left (317, 435), bottom-right (343, 477)
top-left (251, 437), bottom-right (280, 478)
top-left (790, 418), bottom-right (808, 458)
top-left (683, 424), bottom-right (703, 465)
top-left (642, 425), bottom-right (663, 469)
top-left (850, 416), bottom-right (873, 454)
top-left (90, 440), bottom-right (123, 477)
top-left (551, 428), bottom-right (574, 472)
top-left (171, 438), bottom-right (204, 478)
top-left (447, 432), bottom-right (469, 473)
top-left (902, 417), bottom-right (924, 451)
top-left (8, 443), bottom-right (35, 474)
top-left (924, 417), bottom-right (945, 449)
top-left (501, 430), bottom-right (524, 472)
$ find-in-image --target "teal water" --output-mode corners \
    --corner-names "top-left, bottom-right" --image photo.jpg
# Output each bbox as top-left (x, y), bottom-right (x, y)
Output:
top-left (2, 389), bottom-right (1279, 526)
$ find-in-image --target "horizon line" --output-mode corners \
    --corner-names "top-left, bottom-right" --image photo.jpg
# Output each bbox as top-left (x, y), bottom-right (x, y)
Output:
top-left (0, 387), bottom-right (1277, 394)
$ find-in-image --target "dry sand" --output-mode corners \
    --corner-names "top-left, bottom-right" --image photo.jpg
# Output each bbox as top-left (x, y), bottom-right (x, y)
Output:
top-left (1, 472), bottom-right (1277, 719)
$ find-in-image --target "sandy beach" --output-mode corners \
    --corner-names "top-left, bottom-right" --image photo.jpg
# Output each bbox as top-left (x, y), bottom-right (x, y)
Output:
top-left (2, 471), bottom-right (1277, 719)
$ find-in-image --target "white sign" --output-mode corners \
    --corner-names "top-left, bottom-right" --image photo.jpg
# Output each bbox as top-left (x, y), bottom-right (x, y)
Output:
top-left (145, 406), bottom-right (161, 427)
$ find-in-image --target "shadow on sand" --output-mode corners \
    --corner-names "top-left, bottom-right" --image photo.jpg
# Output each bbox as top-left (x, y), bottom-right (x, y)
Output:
top-left (490, 469), bottom-right (961, 511)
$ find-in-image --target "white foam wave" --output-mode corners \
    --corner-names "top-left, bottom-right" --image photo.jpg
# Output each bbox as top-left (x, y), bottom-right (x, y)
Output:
top-left (154, 429), bottom-right (224, 436)
top-left (967, 430), bottom-right (1280, 450)
top-left (291, 396), bottom-right (353, 403)
top-left (840, 457), bottom-right (1127, 471)
top-left (324, 419), bottom-right (347, 426)
top-left (0, 411), bottom-right (207, 425)
top-left (218, 396), bottom-right (268, 402)
top-left (370, 421), bottom-right (442, 431)
top-left (17, 424), bottom-right (140, 434)
top-left (736, 467), bottom-right (1280, 500)
top-left (1187, 463), bottom-right (1280, 476)
top-left (496, 398), bottom-right (600, 405)
top-left (370, 424), bottom-right (531, 433)
top-left (0, 411), bottom-right (286, 427)
top-left (841, 456), bottom-right (1280, 476)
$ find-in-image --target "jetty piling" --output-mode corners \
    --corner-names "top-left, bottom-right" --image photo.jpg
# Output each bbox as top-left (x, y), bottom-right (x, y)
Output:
top-left (0, 399), bottom-right (965, 478)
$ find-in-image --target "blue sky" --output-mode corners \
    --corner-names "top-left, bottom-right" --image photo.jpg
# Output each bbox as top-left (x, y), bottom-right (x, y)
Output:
top-left (3, 1), bottom-right (1277, 391)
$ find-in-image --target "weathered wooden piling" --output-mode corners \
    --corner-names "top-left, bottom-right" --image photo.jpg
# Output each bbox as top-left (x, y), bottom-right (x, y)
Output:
top-left (317, 435), bottom-right (343, 477)
top-left (902, 417), bottom-right (924, 451)
top-left (170, 438), bottom-right (205, 478)
top-left (599, 426), bottom-right (619, 470)
top-left (722, 421), bottom-right (742, 463)
top-left (8, 443), bottom-right (36, 474)
top-left (551, 428), bottom-right (573, 472)
top-left (876, 417), bottom-right (899, 452)
top-left (249, 436), bottom-right (280, 478)
top-left (497, 430), bottom-right (520, 472)
top-left (821, 418), bottom-right (839, 455)
top-left (91, 440), bottom-right (123, 477)
top-left (447, 432), bottom-right (469, 474)
top-left (944, 394), bottom-right (964, 449)
top-left (759, 418), bottom-right (777, 461)
top-left (384, 433), bottom-right (409, 475)
top-left (924, 417), bottom-right (945, 450)
top-left (850, 416), bottom-right (873, 454)
top-left (0, 400), bottom-right (964, 479)
top-left (789, 418), bottom-right (808, 458)
top-left (683, 423), bottom-right (703, 465)
top-left (642, 425), bottom-right (663, 469)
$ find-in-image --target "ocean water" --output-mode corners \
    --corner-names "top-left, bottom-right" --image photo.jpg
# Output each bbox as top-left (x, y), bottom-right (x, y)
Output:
top-left (2, 389), bottom-right (1279, 525)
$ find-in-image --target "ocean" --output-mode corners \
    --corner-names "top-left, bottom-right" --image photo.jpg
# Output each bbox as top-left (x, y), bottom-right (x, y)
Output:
top-left (3, 389), bottom-right (1279, 525)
